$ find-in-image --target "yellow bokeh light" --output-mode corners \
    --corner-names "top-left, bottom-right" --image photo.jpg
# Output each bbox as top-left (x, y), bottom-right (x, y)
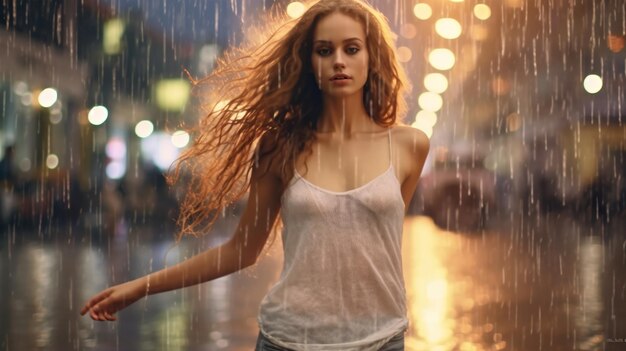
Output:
top-left (583, 74), bottom-right (603, 94)
top-left (171, 130), bottom-right (190, 148)
top-left (435, 18), bottom-right (462, 39)
top-left (400, 23), bottom-right (417, 39)
top-left (428, 48), bottom-right (456, 70)
top-left (155, 79), bottom-right (190, 112)
top-left (413, 3), bottom-right (432, 20)
top-left (103, 18), bottom-right (125, 55)
top-left (506, 112), bottom-right (521, 132)
top-left (46, 154), bottom-right (59, 169)
top-left (418, 92), bottom-right (443, 112)
top-left (88, 105), bottom-right (108, 126)
top-left (424, 73), bottom-right (448, 94)
top-left (397, 46), bottom-right (413, 63)
top-left (286, 2), bottom-right (306, 19)
top-left (135, 120), bottom-right (154, 138)
top-left (473, 4), bottom-right (492, 20)
top-left (491, 76), bottom-right (511, 95)
top-left (37, 88), bottom-right (58, 108)
top-left (415, 110), bottom-right (438, 127)
top-left (608, 34), bottom-right (625, 53)
top-left (470, 24), bottom-right (489, 41)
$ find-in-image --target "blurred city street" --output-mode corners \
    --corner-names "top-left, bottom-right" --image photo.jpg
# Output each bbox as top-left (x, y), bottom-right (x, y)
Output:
top-left (1, 0), bottom-right (626, 350)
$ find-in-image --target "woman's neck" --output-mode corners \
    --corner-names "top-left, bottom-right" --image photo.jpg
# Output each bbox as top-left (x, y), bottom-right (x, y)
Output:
top-left (316, 93), bottom-right (378, 136)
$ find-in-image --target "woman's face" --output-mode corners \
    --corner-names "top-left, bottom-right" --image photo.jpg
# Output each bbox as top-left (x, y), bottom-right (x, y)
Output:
top-left (311, 12), bottom-right (369, 98)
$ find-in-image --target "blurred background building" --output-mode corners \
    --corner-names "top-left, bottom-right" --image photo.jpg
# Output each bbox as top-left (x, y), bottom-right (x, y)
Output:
top-left (1, 0), bottom-right (624, 234)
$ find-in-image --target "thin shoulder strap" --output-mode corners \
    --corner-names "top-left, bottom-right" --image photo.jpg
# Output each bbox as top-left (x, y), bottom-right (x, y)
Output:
top-left (388, 128), bottom-right (392, 168)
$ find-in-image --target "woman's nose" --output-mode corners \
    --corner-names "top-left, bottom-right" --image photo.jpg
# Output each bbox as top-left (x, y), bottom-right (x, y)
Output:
top-left (333, 52), bottom-right (346, 69)
top-left (333, 60), bottom-right (345, 70)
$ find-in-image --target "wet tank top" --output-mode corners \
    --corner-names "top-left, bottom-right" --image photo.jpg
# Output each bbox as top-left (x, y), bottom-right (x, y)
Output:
top-left (257, 128), bottom-right (409, 351)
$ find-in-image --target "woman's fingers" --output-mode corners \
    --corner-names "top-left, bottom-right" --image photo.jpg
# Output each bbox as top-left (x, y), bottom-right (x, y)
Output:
top-left (80, 289), bottom-right (112, 315)
top-left (81, 285), bottom-right (134, 321)
top-left (90, 308), bottom-right (99, 320)
top-left (88, 298), bottom-right (116, 321)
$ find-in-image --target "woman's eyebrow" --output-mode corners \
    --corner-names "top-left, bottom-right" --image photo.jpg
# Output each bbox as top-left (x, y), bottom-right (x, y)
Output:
top-left (314, 38), bottom-right (364, 45)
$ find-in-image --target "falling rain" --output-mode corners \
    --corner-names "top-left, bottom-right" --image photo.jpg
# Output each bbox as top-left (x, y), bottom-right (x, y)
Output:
top-left (0, 0), bottom-right (625, 350)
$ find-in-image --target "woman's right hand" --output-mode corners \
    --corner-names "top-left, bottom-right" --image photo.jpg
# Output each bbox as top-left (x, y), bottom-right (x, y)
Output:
top-left (80, 278), bottom-right (146, 321)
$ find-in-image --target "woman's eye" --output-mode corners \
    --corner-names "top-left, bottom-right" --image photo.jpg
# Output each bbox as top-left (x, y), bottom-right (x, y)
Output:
top-left (317, 48), bottom-right (331, 56)
top-left (316, 46), bottom-right (359, 56)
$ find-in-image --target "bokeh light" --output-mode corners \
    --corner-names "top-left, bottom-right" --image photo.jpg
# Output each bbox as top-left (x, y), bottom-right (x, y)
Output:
top-left (474, 4), bottom-right (492, 20)
top-left (397, 46), bottom-right (413, 63)
top-left (413, 3), bottom-right (432, 20)
top-left (424, 73), bottom-right (449, 94)
top-left (435, 18), bottom-right (462, 39)
top-left (470, 25), bottom-right (489, 41)
top-left (583, 74), bottom-right (603, 94)
top-left (38, 88), bottom-right (58, 108)
top-left (49, 109), bottom-right (62, 124)
top-left (46, 154), bottom-right (59, 169)
top-left (428, 48), bottom-right (456, 70)
top-left (155, 79), bottom-right (190, 112)
top-left (286, 2), bottom-right (306, 19)
top-left (135, 120), bottom-right (155, 138)
top-left (506, 112), bottom-right (522, 132)
top-left (491, 76), bottom-right (511, 95)
top-left (415, 110), bottom-right (438, 127)
top-left (105, 137), bottom-right (127, 159)
top-left (19, 158), bottom-right (31, 172)
top-left (418, 92), bottom-right (443, 112)
top-left (88, 105), bottom-right (108, 125)
top-left (171, 130), bottom-right (190, 148)
top-left (13, 81), bottom-right (28, 95)
top-left (106, 161), bottom-right (126, 179)
top-left (141, 132), bottom-right (181, 171)
top-left (400, 23), bottom-right (417, 39)
top-left (607, 34), bottom-right (625, 53)
top-left (103, 18), bottom-right (125, 55)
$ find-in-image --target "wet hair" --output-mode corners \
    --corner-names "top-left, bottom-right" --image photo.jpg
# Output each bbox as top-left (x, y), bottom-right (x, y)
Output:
top-left (168, 0), bottom-right (410, 247)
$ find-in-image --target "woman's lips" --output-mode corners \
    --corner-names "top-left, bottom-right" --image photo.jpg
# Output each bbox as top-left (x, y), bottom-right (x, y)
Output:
top-left (330, 77), bottom-right (351, 85)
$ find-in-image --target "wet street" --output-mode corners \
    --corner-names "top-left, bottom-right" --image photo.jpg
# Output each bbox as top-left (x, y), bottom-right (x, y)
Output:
top-left (1, 212), bottom-right (625, 351)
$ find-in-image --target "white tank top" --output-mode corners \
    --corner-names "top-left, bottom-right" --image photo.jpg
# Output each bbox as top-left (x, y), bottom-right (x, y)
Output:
top-left (257, 128), bottom-right (408, 351)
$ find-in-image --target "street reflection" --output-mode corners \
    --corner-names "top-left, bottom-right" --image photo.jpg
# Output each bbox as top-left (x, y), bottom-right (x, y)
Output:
top-left (11, 246), bottom-right (55, 350)
top-left (576, 237), bottom-right (604, 351)
top-left (403, 216), bottom-right (455, 350)
top-left (400, 215), bottom-right (625, 351)
top-left (1, 213), bottom-right (625, 350)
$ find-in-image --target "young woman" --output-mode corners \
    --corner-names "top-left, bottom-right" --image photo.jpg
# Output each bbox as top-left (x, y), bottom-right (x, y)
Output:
top-left (81, 0), bottom-right (430, 350)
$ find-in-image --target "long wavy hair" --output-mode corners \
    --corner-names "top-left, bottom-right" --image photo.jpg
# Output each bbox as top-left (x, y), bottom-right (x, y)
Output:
top-left (168, 0), bottom-right (411, 248)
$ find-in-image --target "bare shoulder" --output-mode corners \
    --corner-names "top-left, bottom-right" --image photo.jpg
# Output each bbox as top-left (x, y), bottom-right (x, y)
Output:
top-left (390, 125), bottom-right (430, 200)
top-left (254, 129), bottom-right (286, 183)
top-left (392, 125), bottom-right (430, 167)
top-left (256, 129), bottom-right (281, 158)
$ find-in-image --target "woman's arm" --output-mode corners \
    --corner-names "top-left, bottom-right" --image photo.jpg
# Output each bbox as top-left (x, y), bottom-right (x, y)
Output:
top-left (399, 126), bottom-right (430, 213)
top-left (81, 132), bottom-right (284, 321)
